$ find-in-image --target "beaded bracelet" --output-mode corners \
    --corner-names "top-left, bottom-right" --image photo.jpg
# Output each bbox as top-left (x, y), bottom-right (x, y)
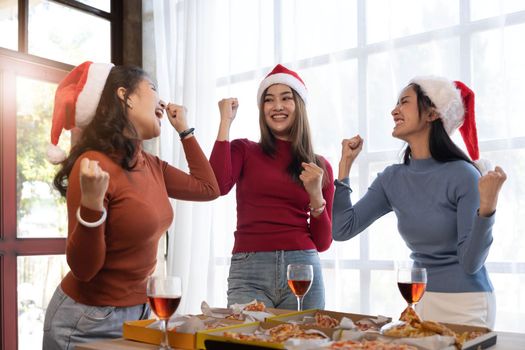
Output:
top-left (309, 199), bottom-right (326, 215)
top-left (76, 207), bottom-right (107, 228)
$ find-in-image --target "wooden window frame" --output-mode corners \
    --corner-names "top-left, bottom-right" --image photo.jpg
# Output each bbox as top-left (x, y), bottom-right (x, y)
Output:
top-left (1, 1), bottom-right (127, 349)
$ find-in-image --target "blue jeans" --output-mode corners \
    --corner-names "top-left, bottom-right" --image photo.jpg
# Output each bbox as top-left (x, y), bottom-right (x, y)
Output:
top-left (227, 250), bottom-right (325, 310)
top-left (42, 285), bottom-right (150, 350)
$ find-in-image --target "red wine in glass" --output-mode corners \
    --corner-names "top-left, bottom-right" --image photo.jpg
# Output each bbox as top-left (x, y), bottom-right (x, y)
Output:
top-left (397, 267), bottom-right (427, 309)
top-left (148, 295), bottom-right (182, 320)
top-left (147, 276), bottom-right (182, 350)
top-left (287, 264), bottom-right (313, 311)
top-left (287, 279), bottom-right (312, 297)
top-left (397, 282), bottom-right (426, 304)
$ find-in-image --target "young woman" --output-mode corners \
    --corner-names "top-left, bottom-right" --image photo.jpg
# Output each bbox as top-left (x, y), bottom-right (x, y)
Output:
top-left (333, 76), bottom-right (506, 328)
top-left (43, 62), bottom-right (220, 349)
top-left (209, 64), bottom-right (334, 310)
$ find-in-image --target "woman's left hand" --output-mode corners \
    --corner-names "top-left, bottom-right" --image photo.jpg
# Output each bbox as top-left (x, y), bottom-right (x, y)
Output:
top-left (478, 166), bottom-right (507, 217)
top-left (166, 103), bottom-right (189, 133)
top-left (300, 162), bottom-right (324, 206)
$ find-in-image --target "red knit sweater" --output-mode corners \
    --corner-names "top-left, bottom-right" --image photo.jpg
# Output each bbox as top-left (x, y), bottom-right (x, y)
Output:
top-left (61, 137), bottom-right (219, 307)
top-left (210, 139), bottom-right (333, 253)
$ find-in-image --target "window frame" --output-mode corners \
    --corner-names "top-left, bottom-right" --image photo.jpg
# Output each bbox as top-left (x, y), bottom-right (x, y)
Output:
top-left (212, 0), bottom-right (525, 319)
top-left (0, 1), bottom-right (124, 349)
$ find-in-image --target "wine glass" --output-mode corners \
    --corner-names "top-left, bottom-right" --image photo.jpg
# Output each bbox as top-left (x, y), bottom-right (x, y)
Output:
top-left (287, 264), bottom-right (313, 311)
top-left (147, 276), bottom-right (182, 350)
top-left (397, 267), bottom-right (427, 310)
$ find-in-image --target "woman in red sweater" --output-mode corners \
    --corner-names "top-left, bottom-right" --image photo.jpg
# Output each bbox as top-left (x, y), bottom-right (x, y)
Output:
top-left (42, 62), bottom-right (219, 349)
top-left (210, 64), bottom-right (334, 310)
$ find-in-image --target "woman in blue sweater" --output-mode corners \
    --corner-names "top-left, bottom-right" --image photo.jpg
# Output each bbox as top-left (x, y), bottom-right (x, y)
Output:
top-left (332, 76), bottom-right (506, 328)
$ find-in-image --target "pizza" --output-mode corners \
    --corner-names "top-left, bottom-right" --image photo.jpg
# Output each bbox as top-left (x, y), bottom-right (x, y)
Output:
top-left (315, 312), bottom-right (340, 328)
top-left (329, 340), bottom-right (417, 349)
top-left (384, 306), bottom-right (484, 349)
top-left (243, 300), bottom-right (266, 312)
top-left (223, 323), bottom-right (326, 343)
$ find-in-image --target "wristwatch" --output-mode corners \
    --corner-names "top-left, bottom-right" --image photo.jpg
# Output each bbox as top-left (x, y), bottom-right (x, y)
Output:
top-left (179, 127), bottom-right (195, 140)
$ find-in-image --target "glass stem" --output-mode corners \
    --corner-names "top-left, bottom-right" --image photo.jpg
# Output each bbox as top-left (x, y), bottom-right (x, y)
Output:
top-left (297, 296), bottom-right (303, 311)
top-left (161, 319), bottom-right (170, 349)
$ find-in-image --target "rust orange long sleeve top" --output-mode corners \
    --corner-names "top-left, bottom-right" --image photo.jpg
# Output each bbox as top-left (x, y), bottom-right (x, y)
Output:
top-left (61, 137), bottom-right (219, 307)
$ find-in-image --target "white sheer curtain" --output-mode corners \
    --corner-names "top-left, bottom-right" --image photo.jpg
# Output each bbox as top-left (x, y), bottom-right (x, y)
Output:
top-left (146, 0), bottom-right (525, 331)
top-left (148, 0), bottom-right (219, 313)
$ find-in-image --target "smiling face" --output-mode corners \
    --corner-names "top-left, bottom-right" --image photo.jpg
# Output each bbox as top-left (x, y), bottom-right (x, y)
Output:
top-left (391, 85), bottom-right (434, 143)
top-left (262, 84), bottom-right (297, 141)
top-left (125, 77), bottom-right (165, 140)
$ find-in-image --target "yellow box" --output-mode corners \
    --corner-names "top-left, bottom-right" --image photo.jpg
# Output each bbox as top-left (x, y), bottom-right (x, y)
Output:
top-left (123, 319), bottom-right (195, 349)
top-left (439, 323), bottom-right (497, 350)
top-left (267, 309), bottom-right (388, 329)
top-left (196, 319), bottom-right (341, 349)
top-left (122, 317), bottom-right (244, 349)
top-left (196, 321), bottom-right (284, 349)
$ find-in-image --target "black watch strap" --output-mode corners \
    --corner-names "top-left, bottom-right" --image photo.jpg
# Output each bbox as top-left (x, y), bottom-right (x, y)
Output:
top-left (179, 127), bottom-right (195, 140)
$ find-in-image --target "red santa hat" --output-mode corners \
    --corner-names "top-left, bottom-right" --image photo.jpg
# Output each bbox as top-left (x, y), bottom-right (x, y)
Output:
top-left (409, 76), bottom-right (489, 173)
top-left (47, 61), bottom-right (114, 164)
top-left (257, 64), bottom-right (308, 106)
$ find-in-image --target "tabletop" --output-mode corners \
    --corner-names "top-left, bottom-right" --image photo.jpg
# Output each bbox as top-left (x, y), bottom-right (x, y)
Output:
top-left (75, 331), bottom-right (525, 350)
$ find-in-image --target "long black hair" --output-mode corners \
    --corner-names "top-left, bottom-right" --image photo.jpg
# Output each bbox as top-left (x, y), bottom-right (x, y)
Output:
top-left (403, 83), bottom-right (474, 167)
top-left (53, 65), bottom-right (147, 197)
top-left (258, 88), bottom-right (329, 187)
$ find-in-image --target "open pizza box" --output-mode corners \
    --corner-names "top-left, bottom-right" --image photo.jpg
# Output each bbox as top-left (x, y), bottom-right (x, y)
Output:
top-left (122, 315), bottom-right (245, 349)
top-left (195, 313), bottom-right (496, 350)
top-left (122, 303), bottom-right (297, 350)
top-left (267, 308), bottom-right (391, 332)
top-left (196, 321), bottom-right (339, 349)
top-left (267, 309), bottom-right (496, 350)
top-left (335, 319), bottom-right (497, 350)
top-left (439, 322), bottom-right (496, 350)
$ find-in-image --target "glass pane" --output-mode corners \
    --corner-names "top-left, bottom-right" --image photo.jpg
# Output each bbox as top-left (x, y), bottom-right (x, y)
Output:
top-left (325, 269), bottom-right (360, 312)
top-left (281, 0), bottom-right (358, 61)
top-left (366, 0), bottom-right (459, 44)
top-left (76, 0), bottom-right (111, 12)
top-left (0, 0), bottom-right (18, 50)
top-left (368, 162), bottom-right (412, 261)
top-left (481, 149), bottom-right (525, 263)
top-left (300, 60), bottom-right (358, 162)
top-left (217, 79), bottom-right (260, 141)
top-left (471, 0), bottom-right (525, 21)
top-left (471, 24), bottom-right (525, 140)
top-left (17, 77), bottom-right (68, 238)
top-left (330, 163), bottom-right (360, 259)
top-left (18, 255), bottom-right (69, 349)
top-left (490, 272), bottom-right (525, 333)
top-left (370, 269), bottom-right (406, 317)
top-left (367, 38), bottom-right (460, 152)
top-left (28, 0), bottom-right (111, 65)
top-left (214, 0), bottom-right (274, 77)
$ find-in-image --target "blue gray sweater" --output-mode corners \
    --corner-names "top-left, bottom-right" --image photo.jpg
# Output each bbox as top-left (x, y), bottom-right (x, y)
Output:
top-left (332, 157), bottom-right (494, 293)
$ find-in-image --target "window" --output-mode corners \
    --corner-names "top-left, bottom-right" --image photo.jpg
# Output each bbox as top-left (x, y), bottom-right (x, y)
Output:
top-left (0, 1), bottom-right (121, 349)
top-left (208, 0), bottom-right (525, 332)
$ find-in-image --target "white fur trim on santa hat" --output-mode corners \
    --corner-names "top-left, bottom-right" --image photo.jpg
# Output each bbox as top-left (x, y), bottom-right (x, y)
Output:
top-left (257, 73), bottom-right (308, 106)
top-left (75, 63), bottom-right (114, 128)
top-left (475, 158), bottom-right (492, 176)
top-left (410, 76), bottom-right (464, 135)
top-left (46, 143), bottom-right (67, 165)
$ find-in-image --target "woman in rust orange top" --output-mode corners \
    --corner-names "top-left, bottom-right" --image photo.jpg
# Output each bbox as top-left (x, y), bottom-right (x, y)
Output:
top-left (42, 62), bottom-right (219, 350)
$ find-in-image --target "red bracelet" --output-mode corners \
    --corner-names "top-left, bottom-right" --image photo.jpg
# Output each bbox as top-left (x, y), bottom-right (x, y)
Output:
top-left (309, 199), bottom-right (326, 215)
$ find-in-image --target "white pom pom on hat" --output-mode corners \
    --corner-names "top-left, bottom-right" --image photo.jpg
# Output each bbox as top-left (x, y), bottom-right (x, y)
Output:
top-left (257, 64), bottom-right (308, 107)
top-left (47, 61), bottom-right (114, 164)
top-left (409, 76), bottom-right (490, 175)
